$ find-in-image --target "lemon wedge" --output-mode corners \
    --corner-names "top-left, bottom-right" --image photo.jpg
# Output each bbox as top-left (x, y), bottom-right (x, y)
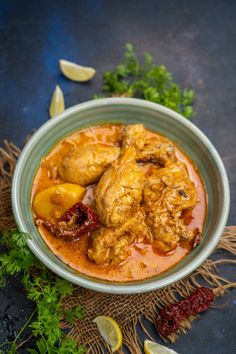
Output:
top-left (49, 85), bottom-right (65, 118)
top-left (93, 316), bottom-right (122, 352)
top-left (144, 340), bottom-right (178, 354)
top-left (59, 59), bottom-right (96, 82)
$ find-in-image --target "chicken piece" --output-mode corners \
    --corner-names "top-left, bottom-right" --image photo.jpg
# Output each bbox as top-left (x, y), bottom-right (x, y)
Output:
top-left (88, 209), bottom-right (150, 265)
top-left (145, 207), bottom-right (195, 253)
top-left (123, 124), bottom-right (176, 166)
top-left (123, 124), bottom-right (147, 151)
top-left (95, 147), bottom-right (144, 227)
top-left (137, 136), bottom-right (176, 166)
top-left (143, 162), bottom-right (198, 213)
top-left (143, 162), bottom-right (199, 253)
top-left (58, 144), bottom-right (120, 186)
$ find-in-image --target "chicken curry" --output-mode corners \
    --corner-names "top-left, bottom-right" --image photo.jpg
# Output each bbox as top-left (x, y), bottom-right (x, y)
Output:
top-left (31, 124), bottom-right (206, 282)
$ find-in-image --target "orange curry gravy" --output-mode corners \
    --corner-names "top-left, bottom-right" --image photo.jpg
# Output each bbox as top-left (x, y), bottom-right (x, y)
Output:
top-left (31, 125), bottom-right (206, 282)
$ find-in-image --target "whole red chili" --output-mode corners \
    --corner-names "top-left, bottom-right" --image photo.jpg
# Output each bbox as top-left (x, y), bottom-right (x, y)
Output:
top-left (156, 287), bottom-right (214, 337)
top-left (38, 202), bottom-right (101, 241)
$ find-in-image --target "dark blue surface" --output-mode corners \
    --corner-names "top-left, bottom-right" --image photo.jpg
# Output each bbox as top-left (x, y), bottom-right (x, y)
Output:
top-left (0, 0), bottom-right (236, 353)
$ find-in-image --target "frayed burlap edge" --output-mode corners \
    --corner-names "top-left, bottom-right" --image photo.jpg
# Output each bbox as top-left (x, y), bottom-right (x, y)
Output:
top-left (0, 141), bottom-right (20, 230)
top-left (0, 141), bottom-right (236, 354)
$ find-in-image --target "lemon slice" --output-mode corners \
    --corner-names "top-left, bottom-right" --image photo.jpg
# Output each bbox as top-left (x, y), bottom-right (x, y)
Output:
top-left (93, 316), bottom-right (122, 352)
top-left (144, 340), bottom-right (178, 354)
top-left (49, 85), bottom-right (65, 118)
top-left (59, 59), bottom-right (96, 82)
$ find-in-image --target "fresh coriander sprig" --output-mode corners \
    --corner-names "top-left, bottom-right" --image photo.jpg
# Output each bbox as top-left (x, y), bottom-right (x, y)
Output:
top-left (0, 229), bottom-right (85, 353)
top-left (96, 43), bottom-right (195, 119)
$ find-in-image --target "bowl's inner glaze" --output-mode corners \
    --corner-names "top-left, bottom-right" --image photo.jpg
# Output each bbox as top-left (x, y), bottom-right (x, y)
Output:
top-left (12, 99), bottom-right (229, 293)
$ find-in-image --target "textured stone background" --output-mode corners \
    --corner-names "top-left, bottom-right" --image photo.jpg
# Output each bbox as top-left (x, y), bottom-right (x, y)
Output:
top-left (0, 0), bottom-right (235, 352)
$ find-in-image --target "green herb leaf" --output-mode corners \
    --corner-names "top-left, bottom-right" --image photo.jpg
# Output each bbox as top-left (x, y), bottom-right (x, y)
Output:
top-left (0, 229), bottom-right (86, 353)
top-left (98, 43), bottom-right (195, 119)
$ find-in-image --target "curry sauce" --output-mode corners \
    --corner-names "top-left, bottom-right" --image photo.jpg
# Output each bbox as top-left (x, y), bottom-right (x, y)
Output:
top-left (31, 125), bottom-right (206, 282)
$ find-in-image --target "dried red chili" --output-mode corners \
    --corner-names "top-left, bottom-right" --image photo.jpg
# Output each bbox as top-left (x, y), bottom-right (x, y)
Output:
top-left (156, 287), bottom-right (214, 337)
top-left (37, 202), bottom-right (100, 241)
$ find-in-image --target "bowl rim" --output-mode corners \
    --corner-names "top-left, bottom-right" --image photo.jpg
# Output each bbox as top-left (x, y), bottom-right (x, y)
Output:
top-left (12, 97), bottom-right (230, 294)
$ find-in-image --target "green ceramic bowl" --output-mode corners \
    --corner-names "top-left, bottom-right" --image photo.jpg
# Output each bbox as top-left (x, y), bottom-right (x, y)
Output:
top-left (12, 98), bottom-right (230, 294)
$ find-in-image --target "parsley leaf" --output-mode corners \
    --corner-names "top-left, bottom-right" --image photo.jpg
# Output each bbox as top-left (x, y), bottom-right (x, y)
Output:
top-left (97, 43), bottom-right (195, 119)
top-left (0, 229), bottom-right (85, 353)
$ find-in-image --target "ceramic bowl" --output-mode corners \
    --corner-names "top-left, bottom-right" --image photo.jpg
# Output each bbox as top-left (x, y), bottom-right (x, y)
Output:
top-left (12, 98), bottom-right (230, 294)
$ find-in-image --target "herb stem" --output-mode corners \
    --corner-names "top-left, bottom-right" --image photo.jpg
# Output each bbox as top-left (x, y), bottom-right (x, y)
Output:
top-left (16, 334), bottom-right (34, 349)
top-left (13, 308), bottom-right (37, 344)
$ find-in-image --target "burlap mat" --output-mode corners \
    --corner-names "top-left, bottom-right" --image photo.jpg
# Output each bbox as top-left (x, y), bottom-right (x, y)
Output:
top-left (0, 141), bottom-right (236, 354)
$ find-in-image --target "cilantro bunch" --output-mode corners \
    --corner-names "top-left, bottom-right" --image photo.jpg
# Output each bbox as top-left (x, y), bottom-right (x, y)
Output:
top-left (0, 230), bottom-right (85, 354)
top-left (97, 43), bottom-right (195, 119)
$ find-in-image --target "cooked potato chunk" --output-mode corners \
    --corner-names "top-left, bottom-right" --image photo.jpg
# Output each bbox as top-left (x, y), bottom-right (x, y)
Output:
top-left (33, 183), bottom-right (86, 220)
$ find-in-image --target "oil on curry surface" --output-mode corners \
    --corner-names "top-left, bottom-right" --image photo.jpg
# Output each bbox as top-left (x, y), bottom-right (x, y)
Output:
top-left (31, 124), bottom-right (206, 282)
